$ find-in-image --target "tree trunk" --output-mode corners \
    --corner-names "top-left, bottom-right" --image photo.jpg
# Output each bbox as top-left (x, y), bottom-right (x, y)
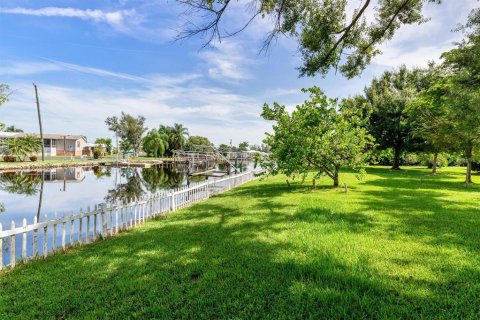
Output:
top-left (333, 166), bottom-right (339, 187)
top-left (392, 148), bottom-right (401, 170)
top-left (432, 152), bottom-right (438, 175)
top-left (465, 144), bottom-right (473, 184)
top-left (312, 178), bottom-right (316, 189)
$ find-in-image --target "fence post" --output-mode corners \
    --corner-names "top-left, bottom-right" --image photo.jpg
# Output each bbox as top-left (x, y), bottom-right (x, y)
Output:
top-left (22, 218), bottom-right (27, 260)
top-left (115, 207), bottom-right (119, 234)
top-left (134, 202), bottom-right (137, 226)
top-left (170, 191), bottom-right (176, 212)
top-left (149, 196), bottom-right (153, 218)
top-left (130, 203), bottom-right (134, 227)
top-left (10, 220), bottom-right (15, 268)
top-left (70, 211), bottom-right (74, 247)
top-left (86, 206), bottom-right (91, 243)
top-left (43, 213), bottom-right (48, 258)
top-left (62, 212), bottom-right (66, 251)
top-left (33, 216), bottom-right (38, 257)
top-left (53, 211), bottom-right (58, 252)
top-left (102, 205), bottom-right (107, 237)
top-left (79, 209), bottom-right (83, 245)
top-left (94, 205), bottom-right (98, 239)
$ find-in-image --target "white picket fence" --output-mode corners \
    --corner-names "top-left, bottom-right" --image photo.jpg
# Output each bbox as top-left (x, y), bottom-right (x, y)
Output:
top-left (0, 170), bottom-right (256, 271)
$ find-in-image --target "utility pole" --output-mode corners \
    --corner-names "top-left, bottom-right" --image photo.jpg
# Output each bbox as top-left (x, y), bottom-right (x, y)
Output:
top-left (33, 83), bottom-right (45, 161)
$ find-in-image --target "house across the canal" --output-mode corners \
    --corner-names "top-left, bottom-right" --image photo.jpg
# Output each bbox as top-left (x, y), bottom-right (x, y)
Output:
top-left (0, 132), bottom-right (87, 156)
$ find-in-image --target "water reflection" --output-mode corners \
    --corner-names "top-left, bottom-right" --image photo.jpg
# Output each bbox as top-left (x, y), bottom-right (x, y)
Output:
top-left (0, 165), bottom-right (214, 222)
top-left (105, 168), bottom-right (145, 204)
top-left (0, 172), bottom-right (42, 195)
top-left (142, 166), bottom-right (184, 192)
top-left (0, 162), bottom-right (253, 226)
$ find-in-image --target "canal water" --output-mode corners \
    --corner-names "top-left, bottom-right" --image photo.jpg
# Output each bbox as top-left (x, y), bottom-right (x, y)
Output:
top-left (0, 164), bottom-right (252, 266)
top-left (0, 165), bottom-right (219, 227)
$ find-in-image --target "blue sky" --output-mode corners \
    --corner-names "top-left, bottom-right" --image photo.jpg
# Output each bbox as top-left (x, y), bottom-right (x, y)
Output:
top-left (0, 0), bottom-right (478, 146)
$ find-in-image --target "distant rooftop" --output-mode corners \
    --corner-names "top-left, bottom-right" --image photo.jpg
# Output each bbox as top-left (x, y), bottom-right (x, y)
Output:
top-left (0, 132), bottom-right (86, 141)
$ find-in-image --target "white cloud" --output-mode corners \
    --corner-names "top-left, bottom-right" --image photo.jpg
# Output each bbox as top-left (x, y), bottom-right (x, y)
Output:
top-left (198, 41), bottom-right (255, 82)
top-left (46, 59), bottom-right (150, 83)
top-left (0, 59), bottom-right (199, 85)
top-left (373, 40), bottom-right (455, 68)
top-left (0, 63), bottom-right (269, 145)
top-left (0, 7), bottom-right (136, 27)
top-left (0, 6), bottom-right (172, 42)
top-left (0, 62), bottom-right (62, 76)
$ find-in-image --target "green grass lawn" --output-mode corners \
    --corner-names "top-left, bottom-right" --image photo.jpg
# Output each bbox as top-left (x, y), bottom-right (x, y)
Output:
top-left (1, 166), bottom-right (479, 319)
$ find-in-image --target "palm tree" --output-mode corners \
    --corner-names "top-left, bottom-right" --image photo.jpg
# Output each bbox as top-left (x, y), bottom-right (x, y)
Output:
top-left (1, 136), bottom-right (42, 161)
top-left (168, 123), bottom-right (189, 151)
top-left (143, 129), bottom-right (169, 158)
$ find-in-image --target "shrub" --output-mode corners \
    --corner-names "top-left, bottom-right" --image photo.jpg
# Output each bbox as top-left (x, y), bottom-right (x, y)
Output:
top-left (29, 155), bottom-right (38, 162)
top-left (418, 153), bottom-right (449, 168)
top-left (366, 148), bottom-right (394, 166)
top-left (3, 156), bottom-right (15, 162)
top-left (93, 147), bottom-right (102, 159)
top-left (403, 153), bottom-right (419, 166)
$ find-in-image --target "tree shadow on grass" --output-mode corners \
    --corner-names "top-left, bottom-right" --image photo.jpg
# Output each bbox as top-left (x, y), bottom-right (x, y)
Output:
top-left (2, 201), bottom-right (475, 319)
top-left (1, 175), bottom-right (479, 319)
top-left (358, 174), bottom-right (480, 254)
top-left (365, 166), bottom-right (480, 193)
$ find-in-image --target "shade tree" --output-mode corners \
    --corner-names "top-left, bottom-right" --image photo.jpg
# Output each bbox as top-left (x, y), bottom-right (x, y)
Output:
top-left (363, 65), bottom-right (430, 169)
top-left (178, 0), bottom-right (443, 78)
top-left (105, 113), bottom-right (147, 155)
top-left (406, 69), bottom-right (454, 175)
top-left (261, 87), bottom-right (372, 187)
top-left (439, 9), bottom-right (480, 183)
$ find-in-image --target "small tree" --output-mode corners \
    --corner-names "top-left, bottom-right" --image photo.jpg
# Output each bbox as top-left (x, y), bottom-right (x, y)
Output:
top-left (143, 129), bottom-right (169, 158)
top-left (95, 138), bottom-right (113, 154)
top-left (261, 87), bottom-right (372, 187)
top-left (441, 10), bottom-right (480, 183)
top-left (406, 68), bottom-right (454, 175)
top-left (105, 112), bottom-right (147, 155)
top-left (238, 141), bottom-right (249, 151)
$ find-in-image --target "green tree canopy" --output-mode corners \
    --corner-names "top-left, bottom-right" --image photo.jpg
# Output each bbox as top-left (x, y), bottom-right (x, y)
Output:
top-left (95, 138), bottom-right (113, 154)
top-left (188, 136), bottom-right (213, 147)
top-left (178, 0), bottom-right (442, 78)
top-left (405, 67), bottom-right (454, 174)
top-left (5, 125), bottom-right (23, 133)
top-left (362, 65), bottom-right (429, 169)
top-left (159, 123), bottom-right (189, 152)
top-left (261, 87), bottom-right (372, 187)
top-left (437, 9), bottom-right (480, 183)
top-left (105, 112), bottom-right (147, 154)
top-left (143, 129), bottom-right (169, 158)
top-left (238, 141), bottom-right (249, 151)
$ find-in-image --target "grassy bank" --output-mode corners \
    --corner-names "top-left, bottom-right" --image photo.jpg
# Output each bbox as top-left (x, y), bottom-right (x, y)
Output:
top-left (0, 156), bottom-right (173, 169)
top-left (1, 167), bottom-right (479, 318)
